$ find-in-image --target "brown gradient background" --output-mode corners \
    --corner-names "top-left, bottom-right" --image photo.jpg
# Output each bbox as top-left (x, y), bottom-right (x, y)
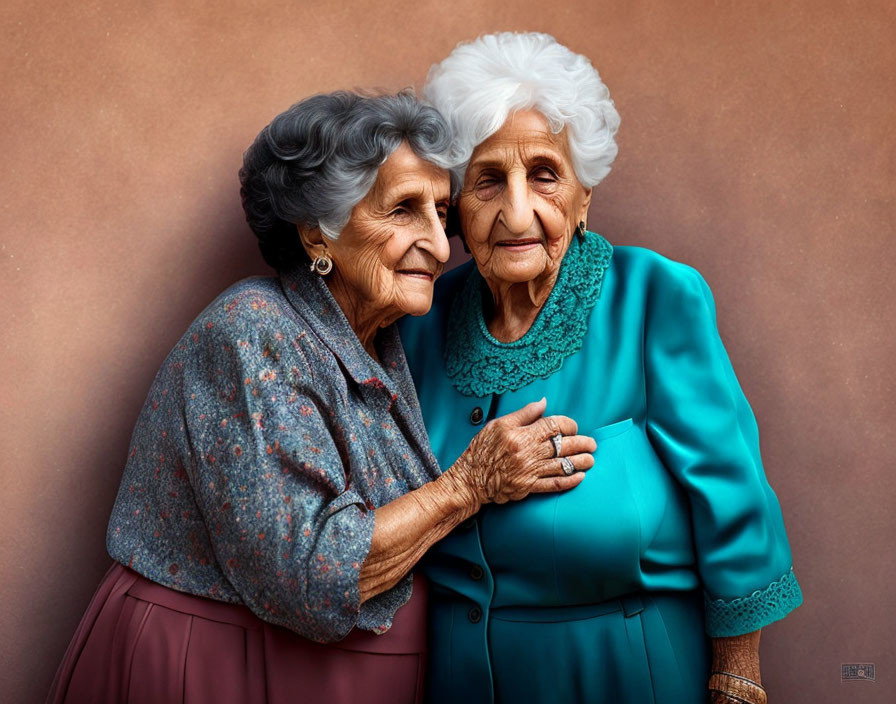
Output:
top-left (2, 1), bottom-right (894, 702)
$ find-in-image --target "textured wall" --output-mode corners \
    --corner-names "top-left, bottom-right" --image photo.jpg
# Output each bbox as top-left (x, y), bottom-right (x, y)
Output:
top-left (2, 1), bottom-right (893, 702)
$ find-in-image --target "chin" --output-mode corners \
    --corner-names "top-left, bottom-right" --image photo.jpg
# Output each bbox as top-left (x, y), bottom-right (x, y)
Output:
top-left (490, 257), bottom-right (547, 284)
top-left (398, 293), bottom-right (434, 317)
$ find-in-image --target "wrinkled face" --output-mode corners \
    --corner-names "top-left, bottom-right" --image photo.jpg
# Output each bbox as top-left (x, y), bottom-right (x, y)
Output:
top-left (324, 142), bottom-right (451, 317)
top-left (459, 109), bottom-right (592, 285)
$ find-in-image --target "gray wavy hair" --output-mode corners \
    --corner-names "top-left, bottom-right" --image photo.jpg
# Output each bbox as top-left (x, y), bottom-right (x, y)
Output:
top-left (239, 90), bottom-right (455, 271)
top-left (423, 32), bottom-right (621, 189)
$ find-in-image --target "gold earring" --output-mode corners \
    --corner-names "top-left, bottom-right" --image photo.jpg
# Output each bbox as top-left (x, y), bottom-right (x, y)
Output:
top-left (574, 221), bottom-right (586, 241)
top-left (309, 251), bottom-right (333, 275)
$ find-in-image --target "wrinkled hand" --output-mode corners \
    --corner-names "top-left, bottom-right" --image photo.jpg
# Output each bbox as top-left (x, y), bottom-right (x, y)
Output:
top-left (448, 398), bottom-right (596, 507)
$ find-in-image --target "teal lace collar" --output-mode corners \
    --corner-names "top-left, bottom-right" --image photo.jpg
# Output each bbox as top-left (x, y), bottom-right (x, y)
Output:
top-left (444, 230), bottom-right (614, 397)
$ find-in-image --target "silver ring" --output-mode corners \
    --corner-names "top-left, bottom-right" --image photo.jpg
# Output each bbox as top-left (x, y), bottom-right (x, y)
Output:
top-left (550, 433), bottom-right (563, 458)
top-left (560, 457), bottom-right (575, 476)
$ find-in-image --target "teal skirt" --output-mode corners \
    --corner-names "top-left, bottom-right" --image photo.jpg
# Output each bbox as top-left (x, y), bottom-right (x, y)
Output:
top-left (427, 588), bottom-right (710, 704)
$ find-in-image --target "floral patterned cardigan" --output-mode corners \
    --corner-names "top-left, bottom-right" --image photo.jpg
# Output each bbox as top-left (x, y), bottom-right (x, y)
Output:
top-left (107, 259), bottom-right (442, 642)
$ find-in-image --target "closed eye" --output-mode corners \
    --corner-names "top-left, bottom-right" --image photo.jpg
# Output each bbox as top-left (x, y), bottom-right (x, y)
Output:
top-left (530, 166), bottom-right (559, 193)
top-left (390, 201), bottom-right (412, 218)
top-left (473, 172), bottom-right (504, 200)
top-left (531, 167), bottom-right (558, 182)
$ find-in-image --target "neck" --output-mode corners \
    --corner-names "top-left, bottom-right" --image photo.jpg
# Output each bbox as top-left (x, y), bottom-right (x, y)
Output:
top-left (324, 274), bottom-right (399, 362)
top-left (482, 266), bottom-right (560, 343)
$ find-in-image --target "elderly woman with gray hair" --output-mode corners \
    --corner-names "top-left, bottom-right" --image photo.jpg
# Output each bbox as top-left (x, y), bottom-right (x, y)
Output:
top-left (47, 90), bottom-right (596, 704)
top-left (399, 32), bottom-right (803, 704)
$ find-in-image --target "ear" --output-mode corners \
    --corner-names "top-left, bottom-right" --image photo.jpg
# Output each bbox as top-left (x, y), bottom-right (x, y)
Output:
top-left (579, 186), bottom-right (593, 222)
top-left (297, 224), bottom-right (327, 260)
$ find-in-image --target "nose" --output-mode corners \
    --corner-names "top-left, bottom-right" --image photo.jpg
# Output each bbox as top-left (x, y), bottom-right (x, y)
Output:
top-left (419, 204), bottom-right (451, 263)
top-left (500, 172), bottom-right (536, 234)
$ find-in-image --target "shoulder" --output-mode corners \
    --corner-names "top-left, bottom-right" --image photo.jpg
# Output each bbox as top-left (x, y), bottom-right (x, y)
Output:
top-left (191, 276), bottom-right (295, 334)
top-left (607, 244), bottom-right (721, 341)
top-left (169, 276), bottom-right (328, 384)
top-left (190, 276), bottom-right (322, 347)
top-left (609, 243), bottom-right (713, 309)
top-left (610, 243), bottom-right (703, 284)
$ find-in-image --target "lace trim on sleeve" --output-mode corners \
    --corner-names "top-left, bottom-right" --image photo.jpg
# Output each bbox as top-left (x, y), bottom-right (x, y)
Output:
top-left (704, 566), bottom-right (804, 637)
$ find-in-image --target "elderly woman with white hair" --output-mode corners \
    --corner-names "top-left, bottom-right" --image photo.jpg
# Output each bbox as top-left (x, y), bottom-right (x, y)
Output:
top-left (399, 33), bottom-right (803, 704)
top-left (47, 90), bottom-right (597, 704)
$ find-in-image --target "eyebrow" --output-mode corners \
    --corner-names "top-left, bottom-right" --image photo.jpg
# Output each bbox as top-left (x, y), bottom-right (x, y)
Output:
top-left (469, 148), bottom-right (565, 170)
top-left (376, 188), bottom-right (451, 211)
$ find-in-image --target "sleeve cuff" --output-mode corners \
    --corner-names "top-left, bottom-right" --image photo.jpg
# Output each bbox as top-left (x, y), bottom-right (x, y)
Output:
top-left (358, 571), bottom-right (415, 635)
top-left (703, 566), bottom-right (804, 637)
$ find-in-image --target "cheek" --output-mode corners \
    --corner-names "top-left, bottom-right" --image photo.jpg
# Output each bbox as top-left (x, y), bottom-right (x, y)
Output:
top-left (379, 230), bottom-right (416, 270)
top-left (458, 195), bottom-right (493, 243)
top-left (351, 228), bottom-right (423, 306)
top-left (545, 181), bottom-right (582, 219)
top-left (543, 185), bottom-right (582, 230)
top-left (458, 197), bottom-right (499, 266)
top-left (333, 225), bottom-right (397, 286)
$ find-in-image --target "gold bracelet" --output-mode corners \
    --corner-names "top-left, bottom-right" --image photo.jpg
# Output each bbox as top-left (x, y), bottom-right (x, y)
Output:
top-left (708, 672), bottom-right (767, 704)
top-left (711, 670), bottom-right (764, 690)
top-left (708, 690), bottom-right (750, 704)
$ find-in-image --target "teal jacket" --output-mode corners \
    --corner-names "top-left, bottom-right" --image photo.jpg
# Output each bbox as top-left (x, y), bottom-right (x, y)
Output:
top-left (398, 231), bottom-right (802, 703)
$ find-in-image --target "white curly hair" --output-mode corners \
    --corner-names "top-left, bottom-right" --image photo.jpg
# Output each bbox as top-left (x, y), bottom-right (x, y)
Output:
top-left (423, 31), bottom-right (621, 191)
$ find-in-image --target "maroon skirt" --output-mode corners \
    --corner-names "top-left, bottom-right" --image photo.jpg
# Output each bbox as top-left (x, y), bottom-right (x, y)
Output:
top-left (47, 562), bottom-right (428, 704)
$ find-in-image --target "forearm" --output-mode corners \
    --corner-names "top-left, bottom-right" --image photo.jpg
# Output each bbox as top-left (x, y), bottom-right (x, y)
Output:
top-left (359, 466), bottom-right (479, 603)
top-left (709, 629), bottom-right (764, 703)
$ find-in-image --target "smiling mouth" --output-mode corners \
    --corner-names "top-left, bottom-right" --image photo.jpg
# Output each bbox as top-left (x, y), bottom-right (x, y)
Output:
top-left (495, 238), bottom-right (542, 250)
top-left (397, 269), bottom-right (435, 281)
